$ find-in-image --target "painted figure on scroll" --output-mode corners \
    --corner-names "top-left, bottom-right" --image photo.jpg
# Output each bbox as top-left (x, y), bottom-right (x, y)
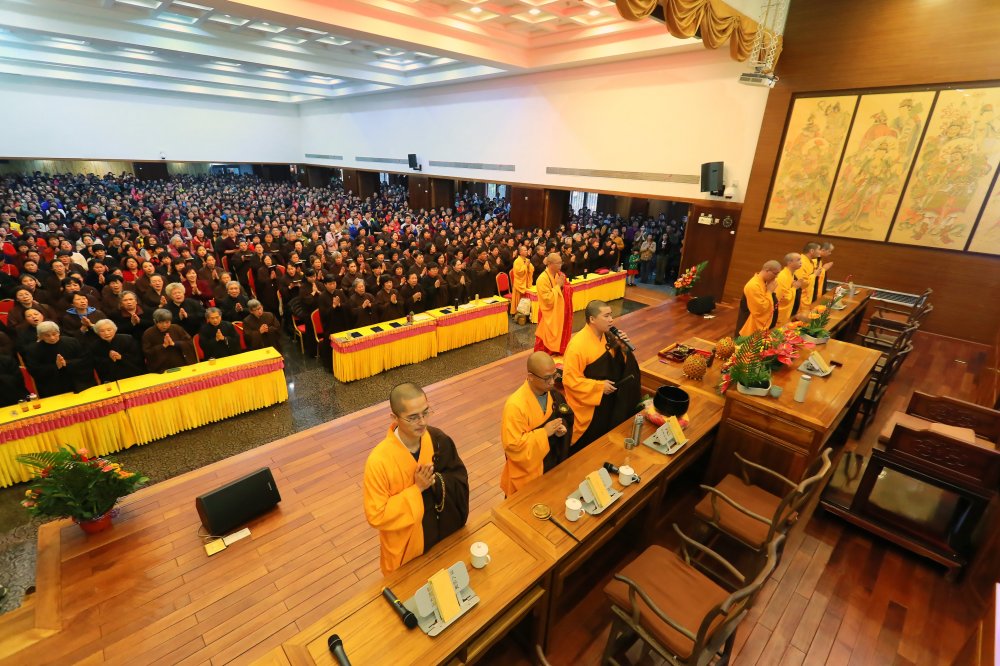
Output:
top-left (499, 352), bottom-right (573, 497)
top-left (534, 253), bottom-right (572, 356)
top-left (562, 301), bottom-right (641, 452)
top-left (363, 383), bottom-right (470, 575)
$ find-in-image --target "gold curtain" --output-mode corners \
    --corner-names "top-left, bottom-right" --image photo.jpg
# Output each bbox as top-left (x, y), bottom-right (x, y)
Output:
top-left (615, 0), bottom-right (783, 70)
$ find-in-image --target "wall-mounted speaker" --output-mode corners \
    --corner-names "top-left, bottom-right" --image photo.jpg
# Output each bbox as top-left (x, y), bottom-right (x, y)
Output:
top-left (700, 162), bottom-right (724, 195)
top-left (195, 468), bottom-right (281, 535)
top-left (407, 153), bottom-right (421, 170)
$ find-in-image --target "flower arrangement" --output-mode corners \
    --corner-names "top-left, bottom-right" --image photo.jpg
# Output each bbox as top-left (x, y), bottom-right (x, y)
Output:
top-left (763, 322), bottom-right (813, 367)
top-left (718, 330), bottom-right (773, 394)
top-left (17, 445), bottom-right (149, 523)
top-left (674, 260), bottom-right (708, 295)
top-left (801, 293), bottom-right (844, 339)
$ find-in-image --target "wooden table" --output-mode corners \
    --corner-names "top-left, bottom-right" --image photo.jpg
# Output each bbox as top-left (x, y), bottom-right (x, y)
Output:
top-left (525, 272), bottom-right (627, 323)
top-left (330, 316), bottom-right (438, 382)
top-left (266, 516), bottom-right (553, 666)
top-left (492, 392), bottom-right (723, 648)
top-left (638, 337), bottom-right (726, 405)
top-left (825, 287), bottom-right (871, 340)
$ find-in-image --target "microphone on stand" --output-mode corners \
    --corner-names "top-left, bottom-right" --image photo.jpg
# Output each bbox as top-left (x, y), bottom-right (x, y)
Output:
top-left (382, 586), bottom-right (419, 629)
top-left (327, 634), bottom-right (352, 666)
top-left (608, 326), bottom-right (636, 353)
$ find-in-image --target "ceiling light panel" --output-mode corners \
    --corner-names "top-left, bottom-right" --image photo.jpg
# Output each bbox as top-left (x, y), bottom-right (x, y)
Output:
top-left (296, 27), bottom-right (328, 35)
top-left (454, 8), bottom-right (499, 21)
top-left (173, 1), bottom-right (213, 10)
top-left (316, 36), bottom-right (351, 45)
top-left (208, 14), bottom-right (250, 26)
top-left (159, 11), bottom-right (200, 25)
top-left (272, 35), bottom-right (307, 44)
top-left (517, 0), bottom-right (559, 6)
top-left (115, 0), bottom-right (163, 8)
top-left (247, 21), bottom-right (286, 33)
top-left (511, 10), bottom-right (556, 23)
top-left (373, 47), bottom-right (406, 56)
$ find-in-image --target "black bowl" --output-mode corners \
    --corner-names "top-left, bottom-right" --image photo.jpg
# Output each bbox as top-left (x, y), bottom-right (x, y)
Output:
top-left (654, 386), bottom-right (689, 417)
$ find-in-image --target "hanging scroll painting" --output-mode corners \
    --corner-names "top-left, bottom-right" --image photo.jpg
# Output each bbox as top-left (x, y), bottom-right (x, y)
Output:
top-left (762, 95), bottom-right (858, 233)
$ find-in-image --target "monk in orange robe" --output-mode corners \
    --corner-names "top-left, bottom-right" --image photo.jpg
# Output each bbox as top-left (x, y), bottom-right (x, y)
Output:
top-left (795, 242), bottom-right (822, 307)
top-left (739, 260), bottom-right (781, 336)
top-left (510, 246), bottom-right (534, 315)
top-left (775, 252), bottom-right (803, 327)
top-left (500, 352), bottom-right (571, 496)
top-left (363, 383), bottom-right (469, 575)
top-left (534, 253), bottom-right (570, 355)
top-left (816, 241), bottom-right (835, 298)
top-left (562, 300), bottom-right (640, 450)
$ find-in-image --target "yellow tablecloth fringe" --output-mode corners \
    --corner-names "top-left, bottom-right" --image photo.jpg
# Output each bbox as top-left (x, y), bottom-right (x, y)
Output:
top-left (529, 272), bottom-right (628, 323)
top-left (333, 329), bottom-right (437, 382)
top-left (434, 310), bottom-right (509, 353)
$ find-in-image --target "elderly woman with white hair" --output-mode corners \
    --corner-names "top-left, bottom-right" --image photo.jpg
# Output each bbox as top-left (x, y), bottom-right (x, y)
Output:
top-left (24, 321), bottom-right (97, 397)
top-left (163, 281), bottom-right (205, 337)
top-left (92, 319), bottom-right (146, 382)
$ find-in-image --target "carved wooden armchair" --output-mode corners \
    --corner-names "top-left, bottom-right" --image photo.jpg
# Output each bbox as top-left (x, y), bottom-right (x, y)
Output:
top-left (879, 391), bottom-right (1000, 449)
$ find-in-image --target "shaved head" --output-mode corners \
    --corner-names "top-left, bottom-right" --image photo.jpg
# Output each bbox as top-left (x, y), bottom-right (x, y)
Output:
top-left (527, 351), bottom-right (555, 376)
top-left (762, 260), bottom-right (782, 273)
top-left (544, 253), bottom-right (562, 266)
top-left (783, 252), bottom-right (800, 265)
top-left (389, 382), bottom-right (425, 415)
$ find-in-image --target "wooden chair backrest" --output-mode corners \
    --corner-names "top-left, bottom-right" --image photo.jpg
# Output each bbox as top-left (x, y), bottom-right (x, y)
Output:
top-left (906, 392), bottom-right (1000, 445)
top-left (883, 424), bottom-right (1000, 494)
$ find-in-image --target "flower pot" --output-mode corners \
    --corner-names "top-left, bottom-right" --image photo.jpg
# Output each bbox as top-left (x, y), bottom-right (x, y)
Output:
top-left (676, 293), bottom-right (692, 303)
top-left (736, 381), bottom-right (771, 396)
top-left (802, 333), bottom-right (830, 345)
top-left (75, 511), bottom-right (113, 535)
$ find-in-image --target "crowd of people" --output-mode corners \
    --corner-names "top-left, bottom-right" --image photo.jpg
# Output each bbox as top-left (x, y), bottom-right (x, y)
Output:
top-left (0, 171), bottom-right (685, 407)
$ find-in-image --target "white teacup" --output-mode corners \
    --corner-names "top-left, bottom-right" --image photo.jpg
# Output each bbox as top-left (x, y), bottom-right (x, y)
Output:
top-left (565, 497), bottom-right (583, 522)
top-left (470, 541), bottom-right (491, 569)
top-left (619, 465), bottom-right (639, 487)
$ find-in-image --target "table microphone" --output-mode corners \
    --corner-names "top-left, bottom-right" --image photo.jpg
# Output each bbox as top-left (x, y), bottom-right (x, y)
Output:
top-left (382, 586), bottom-right (419, 629)
top-left (609, 326), bottom-right (636, 352)
top-left (327, 634), bottom-right (352, 666)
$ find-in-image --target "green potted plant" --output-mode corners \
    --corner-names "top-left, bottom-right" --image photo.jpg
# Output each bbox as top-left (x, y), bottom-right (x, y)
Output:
top-left (18, 445), bottom-right (149, 534)
top-left (718, 330), bottom-right (773, 396)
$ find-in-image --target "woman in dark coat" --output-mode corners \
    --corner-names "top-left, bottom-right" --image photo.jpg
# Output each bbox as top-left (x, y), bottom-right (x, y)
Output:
top-left (92, 319), bottom-right (146, 381)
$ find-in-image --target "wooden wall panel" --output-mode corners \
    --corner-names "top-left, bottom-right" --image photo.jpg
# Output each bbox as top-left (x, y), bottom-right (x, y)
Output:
top-left (409, 175), bottom-right (431, 211)
top-left (544, 189), bottom-right (570, 232)
top-left (680, 202), bottom-right (738, 301)
top-left (430, 177), bottom-right (455, 210)
top-left (357, 170), bottom-right (379, 199)
top-left (509, 186), bottom-right (545, 230)
top-left (341, 169), bottom-right (360, 195)
top-left (726, 0), bottom-right (1000, 344)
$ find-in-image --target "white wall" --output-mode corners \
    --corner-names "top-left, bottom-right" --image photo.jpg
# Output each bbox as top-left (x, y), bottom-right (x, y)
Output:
top-left (0, 78), bottom-right (300, 164)
top-left (299, 50), bottom-right (770, 201)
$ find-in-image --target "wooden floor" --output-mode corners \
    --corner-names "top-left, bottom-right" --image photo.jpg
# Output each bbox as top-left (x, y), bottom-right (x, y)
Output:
top-left (0, 291), bottom-right (992, 665)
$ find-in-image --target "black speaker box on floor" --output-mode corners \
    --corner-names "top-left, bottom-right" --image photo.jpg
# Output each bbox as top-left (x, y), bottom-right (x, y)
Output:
top-left (195, 467), bottom-right (281, 535)
top-left (687, 296), bottom-right (716, 315)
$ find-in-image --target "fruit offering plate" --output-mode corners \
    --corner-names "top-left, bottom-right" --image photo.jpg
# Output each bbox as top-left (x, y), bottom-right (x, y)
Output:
top-left (658, 343), bottom-right (712, 363)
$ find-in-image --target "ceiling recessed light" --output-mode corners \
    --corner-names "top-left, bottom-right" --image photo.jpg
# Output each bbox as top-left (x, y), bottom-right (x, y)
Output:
top-left (273, 35), bottom-right (307, 44)
top-left (122, 47), bottom-right (155, 54)
top-left (588, 9), bottom-right (600, 15)
top-left (470, 6), bottom-right (482, 12)
top-left (51, 37), bottom-right (90, 45)
top-left (213, 60), bottom-right (242, 67)
top-left (247, 21), bottom-right (285, 33)
top-left (160, 11), bottom-right (199, 25)
top-left (317, 36), bottom-right (351, 46)
top-left (208, 14), bottom-right (249, 26)
top-left (116, 0), bottom-right (163, 8)
top-left (173, 1), bottom-right (212, 10)
top-left (528, 8), bottom-right (540, 15)
top-left (297, 27), bottom-right (327, 35)
top-left (265, 68), bottom-right (289, 74)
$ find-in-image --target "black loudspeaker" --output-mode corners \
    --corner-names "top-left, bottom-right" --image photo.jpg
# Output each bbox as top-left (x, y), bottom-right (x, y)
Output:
top-left (195, 468), bottom-right (281, 535)
top-left (687, 295), bottom-right (716, 315)
top-left (700, 162), bottom-right (724, 194)
top-left (407, 153), bottom-right (418, 169)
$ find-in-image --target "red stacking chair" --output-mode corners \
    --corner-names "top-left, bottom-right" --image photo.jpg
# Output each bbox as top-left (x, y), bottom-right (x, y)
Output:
top-left (0, 264), bottom-right (18, 278)
top-left (310, 309), bottom-right (324, 348)
top-left (496, 272), bottom-right (512, 301)
top-left (193, 334), bottom-right (205, 361)
top-left (247, 269), bottom-right (257, 299)
top-left (233, 321), bottom-right (247, 350)
top-left (289, 314), bottom-right (306, 355)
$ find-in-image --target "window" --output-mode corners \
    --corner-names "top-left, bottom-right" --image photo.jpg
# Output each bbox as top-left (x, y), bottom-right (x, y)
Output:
top-left (379, 172), bottom-right (390, 185)
top-left (570, 191), bottom-right (599, 214)
top-left (486, 183), bottom-right (497, 199)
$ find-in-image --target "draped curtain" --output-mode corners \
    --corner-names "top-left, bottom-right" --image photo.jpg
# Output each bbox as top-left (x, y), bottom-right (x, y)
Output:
top-left (615, 0), bottom-right (783, 71)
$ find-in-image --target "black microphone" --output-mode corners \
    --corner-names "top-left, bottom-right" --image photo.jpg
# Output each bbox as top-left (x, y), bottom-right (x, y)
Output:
top-left (609, 326), bottom-right (636, 352)
top-left (327, 634), bottom-right (352, 666)
top-left (603, 462), bottom-right (620, 475)
top-left (382, 586), bottom-right (419, 629)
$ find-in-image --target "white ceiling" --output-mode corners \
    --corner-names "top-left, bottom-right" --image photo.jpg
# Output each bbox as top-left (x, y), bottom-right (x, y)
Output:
top-left (0, 0), bottom-right (706, 103)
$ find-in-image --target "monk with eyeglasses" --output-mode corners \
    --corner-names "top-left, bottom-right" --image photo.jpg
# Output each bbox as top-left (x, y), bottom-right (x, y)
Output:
top-left (363, 382), bottom-right (469, 575)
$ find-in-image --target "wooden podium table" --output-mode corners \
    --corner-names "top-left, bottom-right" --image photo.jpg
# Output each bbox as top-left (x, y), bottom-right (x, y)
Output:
top-left (264, 516), bottom-right (553, 666)
top-left (492, 393), bottom-right (723, 648)
top-left (826, 287), bottom-right (871, 340)
top-left (641, 338), bottom-right (880, 487)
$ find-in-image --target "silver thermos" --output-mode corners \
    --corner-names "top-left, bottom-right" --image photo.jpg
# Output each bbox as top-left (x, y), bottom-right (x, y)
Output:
top-left (628, 413), bottom-right (644, 449)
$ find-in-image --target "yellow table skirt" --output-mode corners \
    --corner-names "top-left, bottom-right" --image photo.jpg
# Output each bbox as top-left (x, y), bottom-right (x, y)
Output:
top-left (0, 349), bottom-right (288, 487)
top-left (528, 272), bottom-right (628, 323)
top-left (333, 329), bottom-right (437, 382)
top-left (427, 298), bottom-right (510, 353)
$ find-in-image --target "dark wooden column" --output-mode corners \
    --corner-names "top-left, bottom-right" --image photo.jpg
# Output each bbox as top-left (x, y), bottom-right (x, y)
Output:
top-left (430, 178), bottom-right (455, 210)
top-left (357, 171), bottom-right (379, 199)
top-left (596, 194), bottom-right (616, 215)
top-left (679, 201), bottom-right (742, 301)
top-left (543, 189), bottom-right (570, 232)
top-left (409, 175), bottom-right (431, 211)
top-left (509, 186), bottom-right (545, 230)
top-left (133, 162), bottom-right (170, 181)
top-left (342, 169), bottom-right (361, 195)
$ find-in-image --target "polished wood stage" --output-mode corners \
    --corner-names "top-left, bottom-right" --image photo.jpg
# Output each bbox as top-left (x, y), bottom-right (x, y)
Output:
top-left (0, 291), bottom-right (993, 665)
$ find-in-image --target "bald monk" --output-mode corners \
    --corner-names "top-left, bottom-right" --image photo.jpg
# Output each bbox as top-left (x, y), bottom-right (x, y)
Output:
top-left (500, 352), bottom-right (572, 496)
top-left (534, 253), bottom-right (570, 355)
top-left (740, 260), bottom-right (781, 336)
top-left (363, 382), bottom-right (470, 575)
top-left (795, 242), bottom-right (822, 308)
top-left (510, 245), bottom-right (534, 315)
top-left (562, 300), bottom-right (640, 450)
top-left (775, 252), bottom-right (803, 326)
top-left (816, 241), bottom-right (835, 298)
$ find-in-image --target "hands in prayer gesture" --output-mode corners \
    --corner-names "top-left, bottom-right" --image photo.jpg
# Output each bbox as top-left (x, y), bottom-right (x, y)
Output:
top-left (259, 323), bottom-right (269, 334)
top-left (109, 350), bottom-right (122, 362)
top-left (544, 418), bottom-right (567, 437)
top-left (163, 333), bottom-right (174, 348)
top-left (414, 463), bottom-right (435, 491)
top-left (822, 261), bottom-right (834, 272)
top-left (179, 308), bottom-right (187, 319)
top-left (215, 328), bottom-right (225, 342)
top-left (390, 293), bottom-right (397, 304)
top-left (55, 354), bottom-right (67, 369)
top-left (555, 274), bottom-right (565, 288)
top-left (235, 303), bottom-right (243, 312)
top-left (130, 313), bottom-right (140, 325)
